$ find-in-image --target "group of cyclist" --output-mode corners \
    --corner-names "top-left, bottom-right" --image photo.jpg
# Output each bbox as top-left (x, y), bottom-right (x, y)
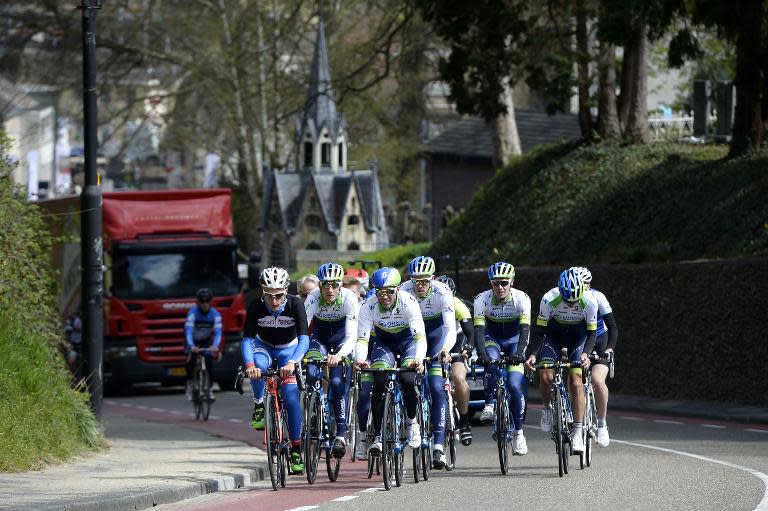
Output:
top-left (184, 255), bottom-right (618, 476)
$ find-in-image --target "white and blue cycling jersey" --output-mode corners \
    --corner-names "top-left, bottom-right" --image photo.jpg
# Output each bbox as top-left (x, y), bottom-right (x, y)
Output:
top-left (400, 279), bottom-right (456, 353)
top-left (586, 288), bottom-right (612, 337)
top-left (184, 305), bottom-right (222, 349)
top-left (304, 286), bottom-right (359, 356)
top-left (536, 287), bottom-right (598, 339)
top-left (473, 288), bottom-right (531, 342)
top-left (355, 291), bottom-right (427, 363)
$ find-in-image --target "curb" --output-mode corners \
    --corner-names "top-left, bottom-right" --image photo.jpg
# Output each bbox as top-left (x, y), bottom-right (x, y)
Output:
top-left (10, 465), bottom-right (267, 511)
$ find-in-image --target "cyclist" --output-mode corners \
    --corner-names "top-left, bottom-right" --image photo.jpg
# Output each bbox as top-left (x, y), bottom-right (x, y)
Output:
top-left (297, 274), bottom-right (320, 301)
top-left (304, 263), bottom-right (360, 458)
top-left (436, 274), bottom-right (474, 446)
top-left (473, 262), bottom-right (531, 455)
top-left (184, 288), bottom-right (222, 401)
top-left (355, 267), bottom-right (426, 457)
top-left (401, 256), bottom-right (456, 468)
top-left (242, 267), bottom-right (309, 474)
top-left (524, 268), bottom-right (597, 454)
top-left (572, 266), bottom-right (618, 448)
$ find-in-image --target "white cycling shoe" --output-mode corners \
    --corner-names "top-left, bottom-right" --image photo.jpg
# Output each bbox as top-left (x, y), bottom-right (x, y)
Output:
top-left (540, 405), bottom-right (553, 432)
top-left (512, 432), bottom-right (528, 455)
top-left (480, 404), bottom-right (495, 424)
top-left (571, 431), bottom-right (585, 453)
top-left (407, 422), bottom-right (421, 449)
top-left (597, 426), bottom-right (610, 447)
top-left (369, 436), bottom-right (382, 455)
top-left (355, 434), bottom-right (369, 460)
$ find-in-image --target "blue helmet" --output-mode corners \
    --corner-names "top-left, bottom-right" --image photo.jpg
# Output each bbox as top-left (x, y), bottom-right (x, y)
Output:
top-left (488, 261), bottom-right (515, 280)
top-left (407, 256), bottom-right (436, 277)
top-left (317, 262), bottom-right (344, 282)
top-left (371, 267), bottom-right (402, 288)
top-left (558, 268), bottom-right (584, 302)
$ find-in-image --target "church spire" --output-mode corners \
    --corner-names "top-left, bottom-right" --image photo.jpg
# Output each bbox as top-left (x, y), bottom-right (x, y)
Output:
top-left (307, 7), bottom-right (337, 132)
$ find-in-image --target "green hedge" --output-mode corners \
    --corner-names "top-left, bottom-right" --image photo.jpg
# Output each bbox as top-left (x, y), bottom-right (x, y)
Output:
top-left (0, 134), bottom-right (102, 471)
top-left (432, 140), bottom-right (768, 265)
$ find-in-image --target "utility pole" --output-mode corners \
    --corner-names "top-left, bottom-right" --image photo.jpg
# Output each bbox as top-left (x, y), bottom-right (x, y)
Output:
top-left (81, 0), bottom-right (103, 419)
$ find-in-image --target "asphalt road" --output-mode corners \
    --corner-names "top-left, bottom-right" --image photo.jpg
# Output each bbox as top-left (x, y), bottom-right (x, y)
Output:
top-left (109, 385), bottom-right (768, 511)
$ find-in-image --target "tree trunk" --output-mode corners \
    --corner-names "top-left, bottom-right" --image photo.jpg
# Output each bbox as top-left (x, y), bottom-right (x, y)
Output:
top-left (576, 0), bottom-right (593, 140)
top-left (597, 41), bottom-right (620, 138)
top-left (617, 38), bottom-right (636, 134)
top-left (490, 81), bottom-right (522, 168)
top-left (731, 0), bottom-right (764, 156)
top-left (625, 24), bottom-right (649, 144)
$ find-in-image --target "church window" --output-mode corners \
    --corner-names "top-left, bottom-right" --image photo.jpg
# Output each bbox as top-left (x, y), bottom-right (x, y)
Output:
top-left (305, 214), bottom-right (322, 229)
top-left (338, 143), bottom-right (344, 168)
top-left (347, 214), bottom-right (360, 226)
top-left (306, 241), bottom-right (321, 250)
top-left (321, 143), bottom-right (331, 166)
top-left (347, 241), bottom-right (360, 251)
top-left (304, 142), bottom-right (313, 168)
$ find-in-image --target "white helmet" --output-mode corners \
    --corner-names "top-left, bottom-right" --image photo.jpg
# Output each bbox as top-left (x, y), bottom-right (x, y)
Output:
top-left (571, 266), bottom-right (592, 284)
top-left (259, 267), bottom-right (290, 288)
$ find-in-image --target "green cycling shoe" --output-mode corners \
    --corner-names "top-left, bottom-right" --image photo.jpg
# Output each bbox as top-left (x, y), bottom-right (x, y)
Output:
top-left (290, 451), bottom-right (304, 474)
top-left (251, 405), bottom-right (265, 430)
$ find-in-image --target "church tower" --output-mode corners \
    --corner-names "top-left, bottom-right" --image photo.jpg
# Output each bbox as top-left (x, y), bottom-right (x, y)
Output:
top-left (296, 12), bottom-right (348, 173)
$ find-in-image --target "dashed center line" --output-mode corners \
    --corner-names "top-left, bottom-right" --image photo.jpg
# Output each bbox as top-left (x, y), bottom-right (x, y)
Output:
top-left (746, 429), bottom-right (768, 434)
top-left (286, 506), bottom-right (318, 511)
top-left (619, 416), bottom-right (645, 421)
top-left (150, 407), bottom-right (165, 413)
top-left (332, 495), bottom-right (358, 502)
top-left (701, 424), bottom-right (726, 429)
top-left (654, 419), bottom-right (683, 425)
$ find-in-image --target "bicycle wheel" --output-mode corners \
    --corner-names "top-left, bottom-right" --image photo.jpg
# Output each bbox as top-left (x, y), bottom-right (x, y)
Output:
top-left (381, 392), bottom-right (395, 491)
top-left (304, 392), bottom-right (321, 484)
top-left (559, 390), bottom-right (570, 475)
top-left (421, 390), bottom-right (432, 481)
top-left (280, 411), bottom-right (290, 487)
top-left (346, 385), bottom-right (358, 462)
top-left (448, 404), bottom-right (459, 470)
top-left (586, 385), bottom-right (596, 468)
top-left (326, 410), bottom-right (341, 482)
top-left (394, 399), bottom-right (405, 488)
top-left (200, 368), bottom-right (211, 421)
top-left (412, 400), bottom-right (422, 483)
top-left (192, 366), bottom-right (202, 420)
top-left (264, 394), bottom-right (280, 490)
top-left (553, 386), bottom-right (564, 478)
top-left (495, 385), bottom-right (509, 475)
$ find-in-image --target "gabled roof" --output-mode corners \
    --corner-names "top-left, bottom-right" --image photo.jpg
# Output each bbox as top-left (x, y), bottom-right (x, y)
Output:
top-left (260, 170), bottom-right (309, 232)
top-left (423, 109), bottom-right (581, 159)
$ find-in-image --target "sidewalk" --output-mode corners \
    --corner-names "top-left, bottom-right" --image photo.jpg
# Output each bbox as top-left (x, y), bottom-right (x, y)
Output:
top-left (0, 412), bottom-right (267, 511)
top-left (1, 394), bottom-right (765, 511)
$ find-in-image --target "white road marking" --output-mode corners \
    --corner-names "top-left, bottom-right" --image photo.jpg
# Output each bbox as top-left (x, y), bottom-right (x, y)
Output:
top-left (136, 405), bottom-right (148, 410)
top-left (613, 439), bottom-right (768, 511)
top-left (746, 429), bottom-right (768, 434)
top-left (285, 507), bottom-right (318, 511)
top-left (229, 418), bottom-right (243, 423)
top-left (150, 407), bottom-right (166, 412)
top-left (359, 487), bottom-right (384, 493)
top-left (209, 415), bottom-right (221, 420)
top-left (701, 424), bottom-right (726, 429)
top-left (618, 416), bottom-right (645, 421)
top-left (654, 419), bottom-right (683, 425)
top-left (120, 403), bottom-right (133, 408)
top-left (332, 496), bottom-right (358, 502)
top-left (170, 410), bottom-right (184, 415)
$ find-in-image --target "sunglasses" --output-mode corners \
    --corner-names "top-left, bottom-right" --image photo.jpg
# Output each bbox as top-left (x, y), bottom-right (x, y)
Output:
top-left (411, 278), bottom-right (431, 285)
top-left (491, 280), bottom-right (510, 288)
top-left (263, 291), bottom-right (286, 300)
top-left (321, 281), bottom-right (342, 289)
top-left (198, 299), bottom-right (211, 303)
top-left (375, 288), bottom-right (397, 296)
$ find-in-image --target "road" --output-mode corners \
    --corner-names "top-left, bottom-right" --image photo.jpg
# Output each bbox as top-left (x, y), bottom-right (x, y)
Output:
top-left (107, 386), bottom-right (768, 511)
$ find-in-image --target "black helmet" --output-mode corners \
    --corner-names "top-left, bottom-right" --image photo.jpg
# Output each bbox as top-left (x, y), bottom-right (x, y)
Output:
top-left (436, 274), bottom-right (456, 293)
top-left (196, 288), bottom-right (213, 302)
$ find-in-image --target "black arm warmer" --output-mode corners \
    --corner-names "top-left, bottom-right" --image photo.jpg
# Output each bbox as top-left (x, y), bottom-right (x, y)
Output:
top-left (459, 319), bottom-right (473, 350)
top-left (603, 313), bottom-right (619, 351)
top-left (528, 325), bottom-right (546, 358)
top-left (514, 324), bottom-right (530, 359)
top-left (583, 330), bottom-right (597, 356)
top-left (474, 325), bottom-right (487, 360)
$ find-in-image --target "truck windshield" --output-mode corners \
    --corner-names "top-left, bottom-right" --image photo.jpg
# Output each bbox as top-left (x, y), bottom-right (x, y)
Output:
top-left (112, 244), bottom-right (240, 300)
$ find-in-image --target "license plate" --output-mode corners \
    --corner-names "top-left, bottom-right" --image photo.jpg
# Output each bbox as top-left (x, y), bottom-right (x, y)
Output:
top-left (166, 367), bottom-right (186, 377)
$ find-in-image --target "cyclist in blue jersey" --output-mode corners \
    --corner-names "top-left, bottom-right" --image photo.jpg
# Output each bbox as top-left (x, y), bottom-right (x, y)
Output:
top-left (572, 266), bottom-right (618, 447)
top-left (304, 263), bottom-right (359, 458)
top-left (355, 267), bottom-right (427, 455)
top-left (401, 256), bottom-right (456, 468)
top-left (473, 262), bottom-right (531, 455)
top-left (184, 288), bottom-right (222, 401)
top-left (525, 268), bottom-right (597, 454)
top-left (242, 267), bottom-right (310, 474)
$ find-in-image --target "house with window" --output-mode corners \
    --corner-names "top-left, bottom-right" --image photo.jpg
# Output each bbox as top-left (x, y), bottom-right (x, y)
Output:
top-left (259, 16), bottom-right (388, 269)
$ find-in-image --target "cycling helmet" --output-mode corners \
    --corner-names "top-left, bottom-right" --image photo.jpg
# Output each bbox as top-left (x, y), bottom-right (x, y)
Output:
top-left (571, 266), bottom-right (592, 284)
top-left (371, 267), bottom-right (401, 288)
top-left (259, 266), bottom-right (290, 288)
top-left (407, 256), bottom-right (436, 277)
top-left (317, 262), bottom-right (345, 282)
top-left (487, 261), bottom-right (515, 280)
top-left (436, 274), bottom-right (456, 294)
top-left (344, 267), bottom-right (369, 287)
top-left (558, 268), bottom-right (584, 302)
top-left (196, 288), bottom-right (213, 302)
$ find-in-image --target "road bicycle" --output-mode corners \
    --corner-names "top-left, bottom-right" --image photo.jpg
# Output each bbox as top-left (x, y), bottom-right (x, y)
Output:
top-left (235, 362), bottom-right (302, 490)
top-left (442, 353), bottom-right (466, 471)
top-left (190, 348), bottom-right (215, 421)
top-left (412, 362), bottom-right (433, 482)
top-left (302, 357), bottom-right (349, 483)
top-left (580, 350), bottom-right (614, 469)
top-left (346, 359), bottom-right (359, 462)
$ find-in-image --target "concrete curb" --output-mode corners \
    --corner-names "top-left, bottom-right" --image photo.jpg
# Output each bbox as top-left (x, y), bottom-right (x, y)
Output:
top-left (9, 465), bottom-right (267, 511)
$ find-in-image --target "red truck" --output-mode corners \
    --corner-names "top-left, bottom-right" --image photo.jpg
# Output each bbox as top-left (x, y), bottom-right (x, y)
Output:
top-left (38, 189), bottom-right (247, 392)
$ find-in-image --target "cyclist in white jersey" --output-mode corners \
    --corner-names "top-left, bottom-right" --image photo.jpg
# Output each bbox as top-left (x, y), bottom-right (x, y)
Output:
top-left (401, 256), bottom-right (456, 469)
top-left (304, 263), bottom-right (360, 458)
top-left (355, 267), bottom-right (427, 455)
top-left (525, 268), bottom-right (597, 453)
top-left (572, 266), bottom-right (618, 447)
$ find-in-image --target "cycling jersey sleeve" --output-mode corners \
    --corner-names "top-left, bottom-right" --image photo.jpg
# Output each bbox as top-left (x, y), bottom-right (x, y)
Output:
top-left (356, 300), bottom-right (374, 361)
top-left (459, 318), bottom-right (473, 350)
top-left (290, 298), bottom-right (310, 362)
top-left (304, 291), bottom-right (319, 324)
top-left (212, 309), bottom-right (222, 348)
top-left (515, 323), bottom-right (530, 359)
top-left (184, 309), bottom-right (195, 349)
top-left (583, 330), bottom-right (597, 356)
top-left (604, 312), bottom-right (618, 351)
top-left (244, 300), bottom-right (260, 339)
top-left (337, 293), bottom-right (359, 358)
top-left (439, 289), bottom-right (457, 352)
top-left (242, 337), bottom-right (255, 368)
top-left (472, 293), bottom-right (488, 360)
